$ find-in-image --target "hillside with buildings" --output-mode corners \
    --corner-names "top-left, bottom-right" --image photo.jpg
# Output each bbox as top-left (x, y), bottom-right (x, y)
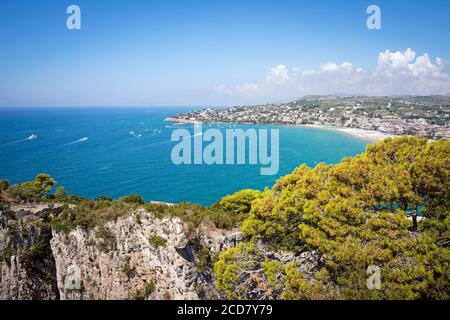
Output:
top-left (167, 95), bottom-right (450, 140)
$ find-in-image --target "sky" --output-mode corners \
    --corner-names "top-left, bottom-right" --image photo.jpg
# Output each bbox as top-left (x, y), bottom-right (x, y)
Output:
top-left (0, 0), bottom-right (450, 107)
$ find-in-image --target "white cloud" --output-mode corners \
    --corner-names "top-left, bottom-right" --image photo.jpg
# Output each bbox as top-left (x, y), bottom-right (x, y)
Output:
top-left (214, 48), bottom-right (450, 102)
top-left (376, 48), bottom-right (446, 79)
top-left (214, 84), bottom-right (233, 95)
top-left (320, 62), bottom-right (353, 72)
top-left (266, 64), bottom-right (289, 84)
top-left (301, 69), bottom-right (315, 76)
top-left (235, 82), bottom-right (260, 95)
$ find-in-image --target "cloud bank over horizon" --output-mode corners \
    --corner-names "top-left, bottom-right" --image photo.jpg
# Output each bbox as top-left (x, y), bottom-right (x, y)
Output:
top-left (214, 48), bottom-right (450, 104)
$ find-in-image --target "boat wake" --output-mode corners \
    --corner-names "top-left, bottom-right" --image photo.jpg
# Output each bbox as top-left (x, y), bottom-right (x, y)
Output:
top-left (1, 133), bottom-right (38, 146)
top-left (129, 131), bottom-right (142, 138)
top-left (65, 137), bottom-right (89, 145)
top-left (26, 134), bottom-right (38, 140)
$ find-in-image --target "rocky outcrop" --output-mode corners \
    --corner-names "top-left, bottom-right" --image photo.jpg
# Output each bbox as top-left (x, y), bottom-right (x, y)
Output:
top-left (0, 204), bottom-right (59, 300)
top-left (1, 203), bottom-right (321, 300)
top-left (51, 209), bottom-right (242, 300)
top-left (0, 205), bottom-right (242, 300)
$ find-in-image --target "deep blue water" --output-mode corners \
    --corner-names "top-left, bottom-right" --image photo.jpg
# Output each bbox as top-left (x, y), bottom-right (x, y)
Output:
top-left (0, 107), bottom-right (368, 205)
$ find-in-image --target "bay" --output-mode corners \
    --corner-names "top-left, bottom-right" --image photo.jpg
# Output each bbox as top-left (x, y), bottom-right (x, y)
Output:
top-left (0, 107), bottom-right (368, 205)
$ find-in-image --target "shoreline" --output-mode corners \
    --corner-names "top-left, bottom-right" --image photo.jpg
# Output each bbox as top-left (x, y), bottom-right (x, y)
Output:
top-left (334, 127), bottom-right (394, 142)
top-left (296, 124), bottom-right (395, 142)
top-left (164, 117), bottom-right (395, 142)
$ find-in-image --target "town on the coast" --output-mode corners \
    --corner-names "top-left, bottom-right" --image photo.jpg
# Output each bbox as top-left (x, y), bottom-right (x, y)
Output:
top-left (166, 95), bottom-right (450, 140)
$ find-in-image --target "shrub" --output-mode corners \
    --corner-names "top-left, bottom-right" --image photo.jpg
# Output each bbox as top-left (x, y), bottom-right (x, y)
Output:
top-left (149, 235), bottom-right (167, 248)
top-left (51, 220), bottom-right (71, 234)
top-left (95, 195), bottom-right (113, 201)
top-left (120, 194), bottom-right (145, 204)
top-left (1, 246), bottom-right (14, 264)
top-left (54, 186), bottom-right (68, 202)
top-left (142, 202), bottom-right (247, 230)
top-left (21, 225), bottom-right (54, 275)
top-left (143, 281), bottom-right (156, 297)
top-left (214, 189), bottom-right (262, 215)
top-left (8, 174), bottom-right (57, 202)
top-left (9, 182), bottom-right (39, 202)
top-left (122, 262), bottom-right (135, 278)
top-left (195, 246), bottom-right (212, 273)
top-left (0, 179), bottom-right (9, 193)
top-left (34, 174), bottom-right (57, 196)
top-left (51, 200), bottom-right (138, 231)
top-left (133, 281), bottom-right (156, 300)
top-left (95, 226), bottom-right (117, 253)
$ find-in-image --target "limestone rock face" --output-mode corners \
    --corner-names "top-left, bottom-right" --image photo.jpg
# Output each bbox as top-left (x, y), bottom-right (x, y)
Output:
top-left (0, 206), bottom-right (59, 300)
top-left (0, 203), bottom-right (244, 300)
top-left (1, 204), bottom-right (321, 300)
top-left (50, 210), bottom-right (242, 300)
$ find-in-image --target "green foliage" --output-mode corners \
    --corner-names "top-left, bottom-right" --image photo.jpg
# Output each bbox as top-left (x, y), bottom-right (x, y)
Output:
top-left (34, 174), bottom-right (57, 195)
top-left (8, 174), bottom-right (57, 202)
top-left (0, 199), bottom-right (8, 211)
top-left (216, 137), bottom-right (450, 300)
top-left (51, 199), bottom-right (138, 231)
top-left (215, 189), bottom-right (262, 215)
top-left (196, 246), bottom-right (213, 273)
top-left (21, 225), bottom-right (54, 276)
top-left (95, 226), bottom-right (117, 253)
top-left (242, 163), bottom-right (330, 251)
top-left (1, 246), bottom-right (14, 264)
top-left (214, 241), bottom-right (284, 299)
top-left (149, 235), bottom-right (167, 248)
top-left (51, 220), bottom-right (72, 234)
top-left (9, 181), bottom-right (39, 202)
top-left (54, 186), bottom-right (68, 201)
top-left (133, 281), bottom-right (156, 300)
top-left (50, 193), bottom-right (249, 238)
top-left (134, 212), bottom-right (142, 225)
top-left (143, 281), bottom-right (156, 298)
top-left (122, 262), bottom-right (135, 278)
top-left (120, 194), bottom-right (145, 204)
top-left (0, 179), bottom-right (9, 193)
top-left (143, 202), bottom-right (246, 230)
top-left (95, 195), bottom-right (113, 201)
top-left (214, 242), bottom-right (256, 299)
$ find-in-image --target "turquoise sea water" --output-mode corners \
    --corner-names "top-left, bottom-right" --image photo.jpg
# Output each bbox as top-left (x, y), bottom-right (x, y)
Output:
top-left (0, 107), bottom-right (368, 205)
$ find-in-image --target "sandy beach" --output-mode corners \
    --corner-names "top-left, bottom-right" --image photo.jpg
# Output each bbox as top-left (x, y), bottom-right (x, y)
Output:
top-left (165, 118), bottom-right (395, 142)
top-left (292, 124), bottom-right (394, 142)
top-left (335, 127), bottom-right (394, 142)
top-left (294, 124), bottom-right (395, 142)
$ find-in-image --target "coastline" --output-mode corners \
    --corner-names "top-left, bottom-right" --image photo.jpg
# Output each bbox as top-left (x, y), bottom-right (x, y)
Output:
top-left (164, 117), bottom-right (395, 142)
top-left (296, 124), bottom-right (394, 142)
top-left (334, 127), bottom-right (394, 142)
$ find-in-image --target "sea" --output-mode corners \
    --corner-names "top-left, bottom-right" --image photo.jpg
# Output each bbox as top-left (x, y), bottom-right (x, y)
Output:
top-left (0, 107), bottom-right (368, 206)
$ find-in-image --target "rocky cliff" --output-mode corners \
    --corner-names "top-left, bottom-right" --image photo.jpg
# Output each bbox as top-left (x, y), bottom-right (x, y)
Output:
top-left (0, 203), bottom-right (243, 300)
top-left (0, 204), bottom-right (59, 299)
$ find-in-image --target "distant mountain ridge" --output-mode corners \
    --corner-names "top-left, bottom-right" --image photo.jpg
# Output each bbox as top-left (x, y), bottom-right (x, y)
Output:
top-left (298, 94), bottom-right (450, 101)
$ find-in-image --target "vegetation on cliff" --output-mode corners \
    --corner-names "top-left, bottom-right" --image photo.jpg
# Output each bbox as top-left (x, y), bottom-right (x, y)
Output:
top-left (215, 137), bottom-right (450, 299)
top-left (0, 174), bottom-right (255, 234)
top-left (1, 136), bottom-right (449, 300)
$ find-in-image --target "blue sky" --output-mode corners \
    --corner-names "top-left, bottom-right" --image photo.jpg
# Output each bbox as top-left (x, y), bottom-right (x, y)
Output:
top-left (1, 0), bottom-right (449, 107)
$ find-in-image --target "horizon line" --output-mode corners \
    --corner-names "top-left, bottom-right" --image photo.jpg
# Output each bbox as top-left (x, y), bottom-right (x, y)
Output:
top-left (1, 93), bottom-right (449, 109)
